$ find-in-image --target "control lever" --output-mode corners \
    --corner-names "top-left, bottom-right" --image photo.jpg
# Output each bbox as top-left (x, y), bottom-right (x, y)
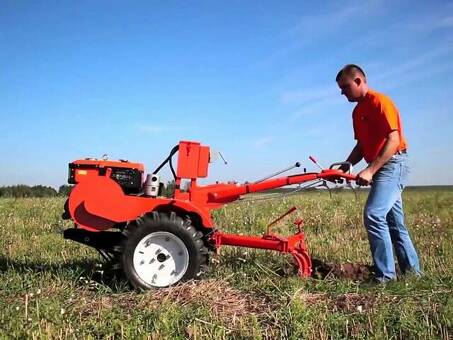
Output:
top-left (218, 152), bottom-right (228, 165)
top-left (255, 162), bottom-right (301, 183)
top-left (309, 156), bottom-right (325, 170)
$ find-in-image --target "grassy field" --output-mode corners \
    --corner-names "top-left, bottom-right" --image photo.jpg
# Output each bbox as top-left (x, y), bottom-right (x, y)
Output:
top-left (0, 189), bottom-right (452, 339)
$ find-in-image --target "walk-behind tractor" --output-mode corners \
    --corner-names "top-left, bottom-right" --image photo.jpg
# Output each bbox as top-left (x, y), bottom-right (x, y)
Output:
top-left (63, 141), bottom-right (356, 290)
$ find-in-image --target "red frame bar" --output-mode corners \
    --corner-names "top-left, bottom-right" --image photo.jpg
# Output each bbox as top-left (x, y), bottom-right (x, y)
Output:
top-left (208, 170), bottom-right (356, 203)
top-left (212, 229), bottom-right (312, 277)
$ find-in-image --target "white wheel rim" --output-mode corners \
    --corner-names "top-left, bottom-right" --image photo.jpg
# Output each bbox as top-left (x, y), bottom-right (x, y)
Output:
top-left (133, 231), bottom-right (189, 287)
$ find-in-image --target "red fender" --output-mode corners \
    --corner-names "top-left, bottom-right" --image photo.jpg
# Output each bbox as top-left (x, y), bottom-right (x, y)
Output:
top-left (69, 176), bottom-right (214, 231)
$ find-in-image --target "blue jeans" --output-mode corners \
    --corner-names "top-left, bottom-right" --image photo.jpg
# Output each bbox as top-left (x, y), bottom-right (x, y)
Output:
top-left (364, 153), bottom-right (421, 281)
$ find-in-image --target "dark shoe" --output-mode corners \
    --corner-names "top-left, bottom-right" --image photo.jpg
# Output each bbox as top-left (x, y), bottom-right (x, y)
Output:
top-left (400, 268), bottom-right (423, 282)
top-left (371, 276), bottom-right (396, 285)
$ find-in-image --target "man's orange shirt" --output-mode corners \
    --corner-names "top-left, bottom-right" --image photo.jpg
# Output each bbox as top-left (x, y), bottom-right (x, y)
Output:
top-left (352, 90), bottom-right (407, 163)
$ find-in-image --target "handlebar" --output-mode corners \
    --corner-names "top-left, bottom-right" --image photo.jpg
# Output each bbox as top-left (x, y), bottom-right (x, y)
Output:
top-left (319, 169), bottom-right (357, 182)
top-left (329, 161), bottom-right (353, 173)
top-left (208, 168), bottom-right (358, 203)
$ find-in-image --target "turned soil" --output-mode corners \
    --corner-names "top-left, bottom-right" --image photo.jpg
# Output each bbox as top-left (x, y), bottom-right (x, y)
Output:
top-left (310, 258), bottom-right (374, 281)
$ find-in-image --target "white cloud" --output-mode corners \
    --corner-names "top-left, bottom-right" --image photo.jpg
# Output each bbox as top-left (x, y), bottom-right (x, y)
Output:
top-left (255, 1), bottom-right (383, 69)
top-left (280, 82), bottom-right (348, 121)
top-left (136, 124), bottom-right (189, 133)
top-left (370, 46), bottom-right (453, 91)
top-left (282, 39), bottom-right (453, 117)
top-left (252, 136), bottom-right (273, 149)
top-left (281, 85), bottom-right (338, 105)
top-left (403, 10), bottom-right (453, 33)
top-left (435, 15), bottom-right (453, 28)
top-left (289, 96), bottom-right (346, 120)
top-left (286, 4), bottom-right (363, 39)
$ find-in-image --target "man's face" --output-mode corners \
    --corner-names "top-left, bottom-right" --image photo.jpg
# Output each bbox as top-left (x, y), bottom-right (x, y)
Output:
top-left (337, 75), bottom-right (362, 102)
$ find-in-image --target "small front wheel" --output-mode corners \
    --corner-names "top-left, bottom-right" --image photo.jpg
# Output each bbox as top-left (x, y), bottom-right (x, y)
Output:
top-left (121, 212), bottom-right (207, 289)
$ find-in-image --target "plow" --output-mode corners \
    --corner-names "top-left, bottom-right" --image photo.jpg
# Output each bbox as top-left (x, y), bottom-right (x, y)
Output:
top-left (63, 141), bottom-right (356, 289)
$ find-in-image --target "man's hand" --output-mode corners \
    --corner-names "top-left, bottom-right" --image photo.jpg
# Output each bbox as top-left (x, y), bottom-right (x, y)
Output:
top-left (355, 131), bottom-right (400, 186)
top-left (357, 167), bottom-right (374, 186)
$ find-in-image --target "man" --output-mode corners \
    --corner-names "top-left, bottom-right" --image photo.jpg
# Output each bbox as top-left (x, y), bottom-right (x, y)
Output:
top-left (336, 64), bottom-right (421, 283)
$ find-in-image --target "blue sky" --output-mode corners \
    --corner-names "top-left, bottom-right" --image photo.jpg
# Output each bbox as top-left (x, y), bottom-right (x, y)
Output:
top-left (1, 0), bottom-right (452, 188)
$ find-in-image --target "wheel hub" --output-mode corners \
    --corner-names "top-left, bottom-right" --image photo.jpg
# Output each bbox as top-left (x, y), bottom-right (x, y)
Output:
top-left (133, 231), bottom-right (189, 287)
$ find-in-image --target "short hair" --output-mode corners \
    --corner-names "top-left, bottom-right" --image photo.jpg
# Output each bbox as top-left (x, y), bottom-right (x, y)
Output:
top-left (336, 64), bottom-right (366, 82)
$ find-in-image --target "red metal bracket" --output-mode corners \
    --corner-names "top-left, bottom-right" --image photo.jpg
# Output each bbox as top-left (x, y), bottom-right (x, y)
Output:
top-left (212, 224), bottom-right (311, 277)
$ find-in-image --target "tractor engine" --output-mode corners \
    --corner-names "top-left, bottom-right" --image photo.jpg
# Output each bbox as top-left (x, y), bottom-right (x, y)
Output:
top-left (68, 158), bottom-right (145, 195)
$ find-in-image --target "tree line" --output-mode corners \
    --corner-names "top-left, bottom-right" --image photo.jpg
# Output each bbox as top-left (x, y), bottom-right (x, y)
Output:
top-left (0, 182), bottom-right (176, 198)
top-left (0, 185), bottom-right (73, 198)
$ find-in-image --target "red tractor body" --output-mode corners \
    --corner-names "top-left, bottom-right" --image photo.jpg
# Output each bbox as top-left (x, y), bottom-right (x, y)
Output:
top-left (63, 141), bottom-right (356, 289)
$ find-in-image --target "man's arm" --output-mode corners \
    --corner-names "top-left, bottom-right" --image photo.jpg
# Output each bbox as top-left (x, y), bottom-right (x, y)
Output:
top-left (339, 142), bottom-right (363, 172)
top-left (357, 130), bottom-right (400, 185)
top-left (346, 142), bottom-right (363, 166)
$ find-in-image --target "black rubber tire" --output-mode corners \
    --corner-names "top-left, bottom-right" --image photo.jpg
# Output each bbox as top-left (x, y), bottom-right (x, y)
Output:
top-left (121, 211), bottom-right (208, 290)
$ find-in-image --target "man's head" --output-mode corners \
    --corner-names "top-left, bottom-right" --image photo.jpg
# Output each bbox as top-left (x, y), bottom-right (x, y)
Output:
top-left (336, 64), bottom-right (368, 102)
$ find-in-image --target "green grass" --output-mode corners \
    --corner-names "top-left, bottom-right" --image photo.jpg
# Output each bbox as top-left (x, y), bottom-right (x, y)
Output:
top-left (0, 189), bottom-right (452, 339)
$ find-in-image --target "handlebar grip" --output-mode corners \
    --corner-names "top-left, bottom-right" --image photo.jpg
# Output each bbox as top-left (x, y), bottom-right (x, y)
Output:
top-left (319, 169), bottom-right (357, 182)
